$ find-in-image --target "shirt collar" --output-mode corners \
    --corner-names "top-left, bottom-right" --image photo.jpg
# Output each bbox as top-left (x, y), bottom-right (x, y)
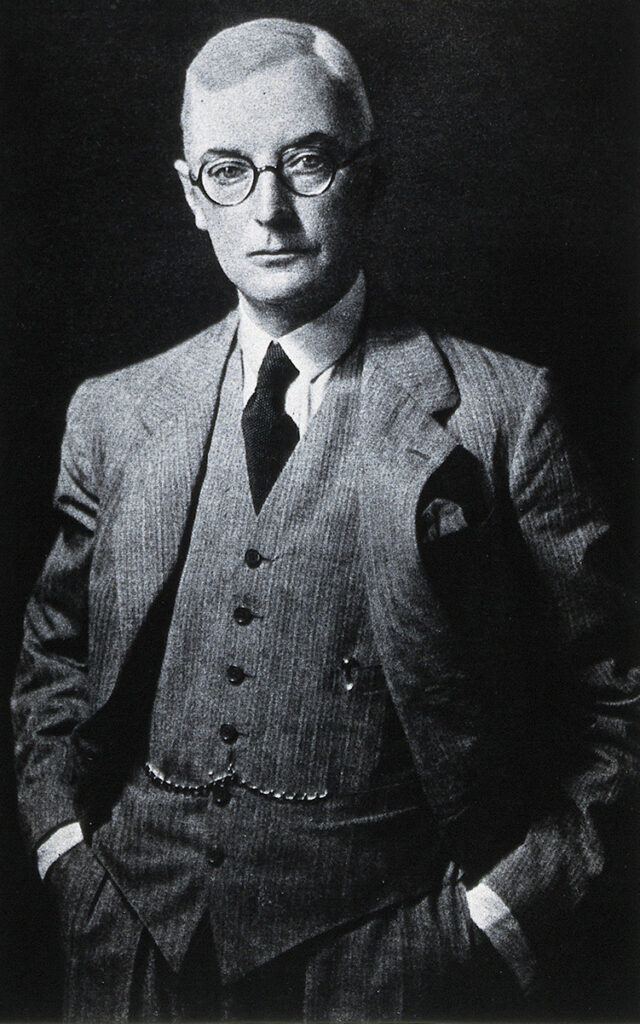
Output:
top-left (237, 271), bottom-right (366, 387)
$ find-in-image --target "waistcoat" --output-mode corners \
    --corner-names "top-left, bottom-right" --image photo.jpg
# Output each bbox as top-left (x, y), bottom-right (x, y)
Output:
top-left (93, 338), bottom-right (443, 981)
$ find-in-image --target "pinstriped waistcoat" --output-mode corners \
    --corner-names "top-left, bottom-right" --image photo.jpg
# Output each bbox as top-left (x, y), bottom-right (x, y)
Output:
top-left (93, 338), bottom-right (442, 981)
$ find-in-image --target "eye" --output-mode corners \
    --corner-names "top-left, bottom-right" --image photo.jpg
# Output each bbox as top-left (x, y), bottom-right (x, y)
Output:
top-left (203, 160), bottom-right (251, 185)
top-left (283, 150), bottom-right (332, 175)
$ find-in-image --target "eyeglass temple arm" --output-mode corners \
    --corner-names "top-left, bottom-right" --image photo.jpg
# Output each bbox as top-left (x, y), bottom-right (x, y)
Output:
top-left (338, 138), bottom-right (379, 169)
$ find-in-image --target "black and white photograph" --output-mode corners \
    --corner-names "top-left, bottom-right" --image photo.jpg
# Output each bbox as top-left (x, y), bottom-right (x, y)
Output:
top-left (2, 1), bottom-right (639, 1020)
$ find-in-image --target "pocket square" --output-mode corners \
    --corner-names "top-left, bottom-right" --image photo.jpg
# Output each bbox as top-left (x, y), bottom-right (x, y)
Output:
top-left (420, 498), bottom-right (469, 542)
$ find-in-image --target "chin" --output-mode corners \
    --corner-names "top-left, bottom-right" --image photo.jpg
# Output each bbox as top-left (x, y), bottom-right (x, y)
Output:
top-left (237, 265), bottom-right (325, 308)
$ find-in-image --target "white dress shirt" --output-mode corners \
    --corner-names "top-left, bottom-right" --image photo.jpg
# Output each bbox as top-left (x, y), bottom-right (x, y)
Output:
top-left (237, 271), bottom-right (366, 433)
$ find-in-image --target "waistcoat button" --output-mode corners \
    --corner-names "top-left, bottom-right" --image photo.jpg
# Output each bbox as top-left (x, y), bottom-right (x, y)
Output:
top-left (213, 782), bottom-right (232, 806)
top-left (233, 606), bottom-right (253, 625)
top-left (220, 723), bottom-right (239, 744)
top-left (226, 665), bottom-right (246, 685)
top-left (207, 846), bottom-right (225, 867)
top-left (244, 548), bottom-right (263, 568)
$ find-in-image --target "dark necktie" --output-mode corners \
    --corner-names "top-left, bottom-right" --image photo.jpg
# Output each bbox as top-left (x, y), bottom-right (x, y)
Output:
top-left (242, 341), bottom-right (300, 512)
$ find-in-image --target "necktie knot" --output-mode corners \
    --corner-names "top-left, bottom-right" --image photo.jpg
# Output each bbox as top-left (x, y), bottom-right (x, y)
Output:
top-left (255, 342), bottom-right (299, 413)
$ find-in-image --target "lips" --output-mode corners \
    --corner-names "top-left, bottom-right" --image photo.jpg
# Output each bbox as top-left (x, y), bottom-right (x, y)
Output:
top-left (247, 247), bottom-right (312, 256)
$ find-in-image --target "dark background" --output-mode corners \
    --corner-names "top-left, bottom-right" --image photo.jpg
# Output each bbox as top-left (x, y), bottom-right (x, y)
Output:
top-left (1, 0), bottom-right (638, 1018)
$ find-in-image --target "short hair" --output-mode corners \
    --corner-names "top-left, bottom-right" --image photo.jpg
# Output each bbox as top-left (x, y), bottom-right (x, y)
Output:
top-left (181, 18), bottom-right (374, 153)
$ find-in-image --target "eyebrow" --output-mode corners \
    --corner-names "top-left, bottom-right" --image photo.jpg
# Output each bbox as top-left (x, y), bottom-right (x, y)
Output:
top-left (197, 132), bottom-right (343, 164)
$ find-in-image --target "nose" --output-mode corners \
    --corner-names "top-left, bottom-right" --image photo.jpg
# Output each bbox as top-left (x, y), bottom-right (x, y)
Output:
top-left (251, 167), bottom-right (293, 225)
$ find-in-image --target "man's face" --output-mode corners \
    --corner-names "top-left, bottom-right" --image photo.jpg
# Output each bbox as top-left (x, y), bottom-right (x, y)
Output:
top-left (177, 57), bottom-right (371, 317)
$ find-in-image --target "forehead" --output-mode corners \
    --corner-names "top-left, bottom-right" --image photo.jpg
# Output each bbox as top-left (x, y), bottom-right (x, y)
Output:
top-left (184, 56), bottom-right (353, 160)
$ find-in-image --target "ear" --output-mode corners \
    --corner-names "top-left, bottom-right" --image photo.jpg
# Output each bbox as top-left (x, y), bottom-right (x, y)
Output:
top-left (174, 159), bottom-right (210, 231)
top-left (363, 144), bottom-right (387, 213)
top-left (351, 163), bottom-right (383, 219)
top-left (350, 144), bottom-right (385, 217)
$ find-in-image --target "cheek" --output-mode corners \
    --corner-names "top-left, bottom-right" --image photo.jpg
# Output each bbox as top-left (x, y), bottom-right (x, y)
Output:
top-left (205, 213), bottom-right (244, 265)
top-left (311, 198), bottom-right (364, 257)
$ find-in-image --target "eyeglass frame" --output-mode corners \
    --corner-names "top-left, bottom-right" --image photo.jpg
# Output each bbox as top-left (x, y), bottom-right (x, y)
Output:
top-left (188, 139), bottom-right (378, 207)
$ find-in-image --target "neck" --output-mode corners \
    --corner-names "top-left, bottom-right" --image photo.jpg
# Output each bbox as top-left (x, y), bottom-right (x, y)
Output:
top-left (238, 274), bottom-right (359, 336)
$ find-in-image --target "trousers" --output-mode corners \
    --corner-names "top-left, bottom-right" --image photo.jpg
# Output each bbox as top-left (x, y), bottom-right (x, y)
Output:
top-left (48, 841), bottom-right (525, 1021)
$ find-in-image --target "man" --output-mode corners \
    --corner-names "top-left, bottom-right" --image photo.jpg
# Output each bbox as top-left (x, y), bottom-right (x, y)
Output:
top-left (11, 17), bottom-right (639, 1022)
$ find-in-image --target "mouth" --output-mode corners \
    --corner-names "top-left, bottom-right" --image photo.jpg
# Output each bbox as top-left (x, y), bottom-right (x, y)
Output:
top-left (247, 245), bottom-right (318, 259)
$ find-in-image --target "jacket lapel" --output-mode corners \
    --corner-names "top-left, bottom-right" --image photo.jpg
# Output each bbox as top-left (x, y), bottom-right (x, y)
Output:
top-left (358, 309), bottom-right (493, 829)
top-left (110, 310), bottom-right (238, 655)
top-left (73, 311), bottom-right (240, 834)
top-left (358, 307), bottom-right (461, 572)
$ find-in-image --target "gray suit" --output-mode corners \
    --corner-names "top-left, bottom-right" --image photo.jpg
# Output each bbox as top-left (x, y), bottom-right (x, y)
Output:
top-left (12, 298), bottom-right (640, 1018)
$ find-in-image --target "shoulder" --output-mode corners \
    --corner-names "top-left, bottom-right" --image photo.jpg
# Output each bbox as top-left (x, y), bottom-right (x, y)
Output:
top-left (435, 333), bottom-right (549, 430)
top-left (61, 308), bottom-right (238, 480)
top-left (436, 333), bottom-right (544, 405)
top-left (74, 310), bottom-right (236, 411)
top-left (365, 296), bottom-right (553, 475)
top-left (433, 336), bottom-right (554, 473)
top-left (366, 296), bottom-right (548, 427)
top-left (66, 308), bottom-right (237, 435)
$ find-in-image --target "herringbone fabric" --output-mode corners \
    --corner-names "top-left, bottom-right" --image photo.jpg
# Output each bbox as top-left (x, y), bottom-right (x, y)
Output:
top-left (241, 341), bottom-right (299, 511)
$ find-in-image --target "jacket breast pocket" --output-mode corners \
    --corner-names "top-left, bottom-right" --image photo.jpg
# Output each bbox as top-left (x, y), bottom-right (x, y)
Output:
top-left (415, 442), bottom-right (498, 588)
top-left (415, 445), bottom-right (495, 550)
top-left (417, 498), bottom-right (498, 599)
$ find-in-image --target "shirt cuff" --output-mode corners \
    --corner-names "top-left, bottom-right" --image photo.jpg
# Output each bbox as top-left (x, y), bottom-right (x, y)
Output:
top-left (37, 821), bottom-right (84, 880)
top-left (466, 882), bottom-right (537, 992)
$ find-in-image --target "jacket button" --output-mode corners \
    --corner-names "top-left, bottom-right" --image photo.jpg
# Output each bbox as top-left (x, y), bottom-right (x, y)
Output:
top-left (220, 723), bottom-right (239, 744)
top-left (244, 548), bottom-right (263, 568)
top-left (226, 665), bottom-right (246, 685)
top-left (207, 846), bottom-right (225, 867)
top-left (233, 606), bottom-right (253, 625)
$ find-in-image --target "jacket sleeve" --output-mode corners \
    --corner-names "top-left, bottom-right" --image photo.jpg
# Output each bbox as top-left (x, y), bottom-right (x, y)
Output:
top-left (480, 367), bottom-right (640, 976)
top-left (11, 382), bottom-right (102, 854)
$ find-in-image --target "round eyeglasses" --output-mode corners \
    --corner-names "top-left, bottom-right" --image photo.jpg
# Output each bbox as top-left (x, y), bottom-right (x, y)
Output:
top-left (189, 141), bottom-right (376, 207)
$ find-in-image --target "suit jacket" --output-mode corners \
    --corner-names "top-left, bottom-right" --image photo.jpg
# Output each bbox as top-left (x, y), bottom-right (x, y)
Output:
top-left (12, 296), bottom-right (640, 978)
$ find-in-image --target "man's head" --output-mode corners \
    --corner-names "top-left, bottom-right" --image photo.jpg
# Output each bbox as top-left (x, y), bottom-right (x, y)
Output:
top-left (175, 19), bottom-right (376, 332)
